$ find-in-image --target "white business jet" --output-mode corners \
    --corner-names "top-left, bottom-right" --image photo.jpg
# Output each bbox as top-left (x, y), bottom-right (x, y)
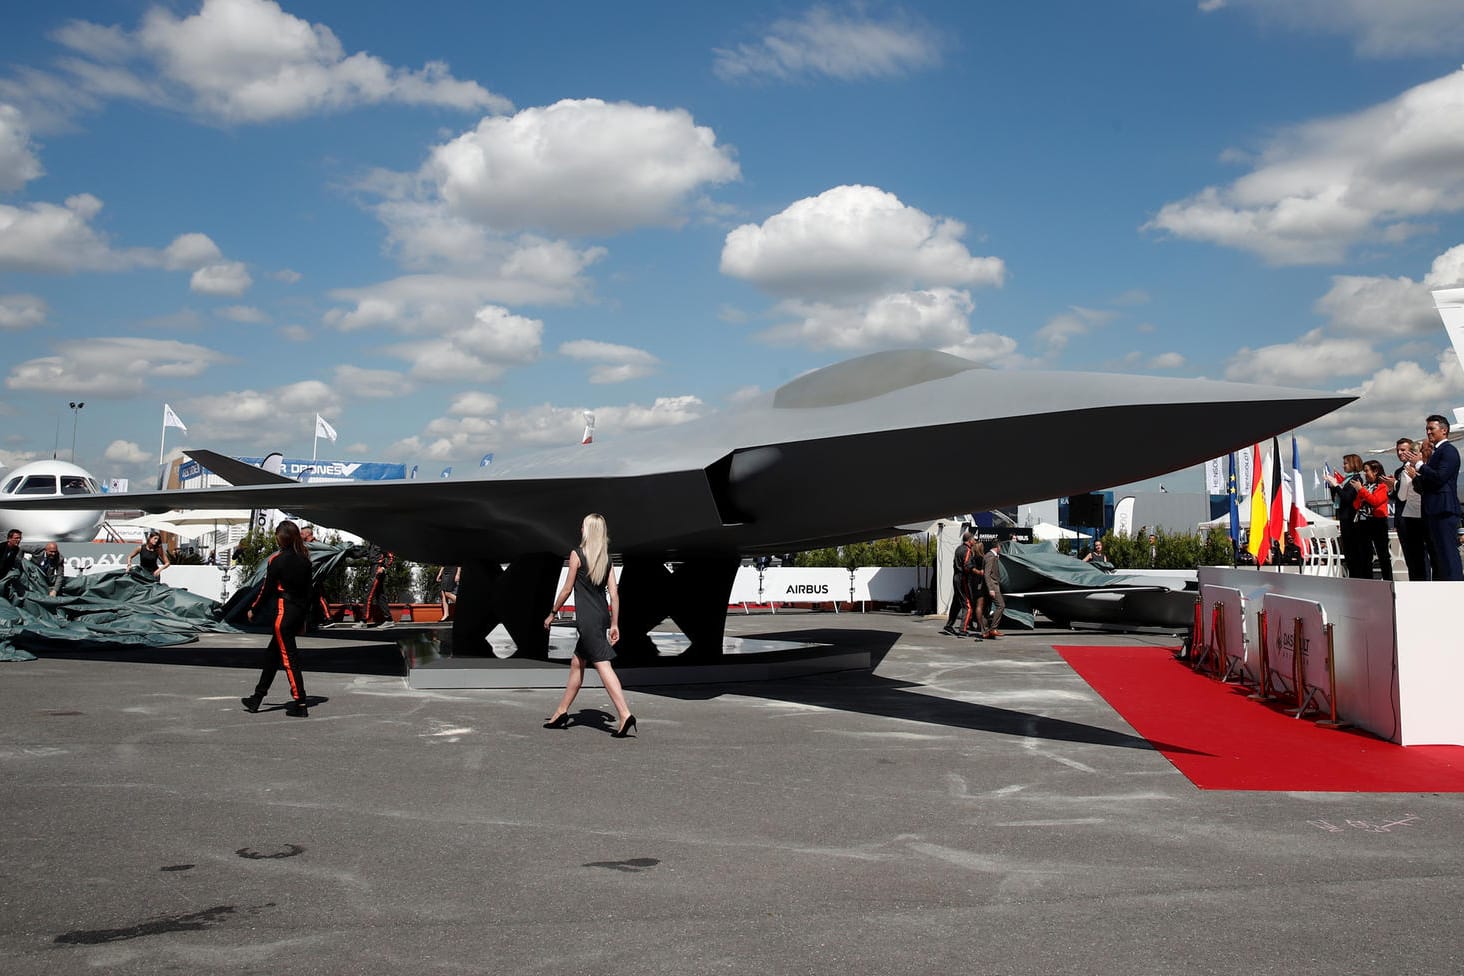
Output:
top-left (0, 459), bottom-right (106, 541)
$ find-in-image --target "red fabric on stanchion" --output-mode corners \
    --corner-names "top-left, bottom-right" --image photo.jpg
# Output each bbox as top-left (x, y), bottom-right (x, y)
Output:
top-left (1059, 644), bottom-right (1464, 792)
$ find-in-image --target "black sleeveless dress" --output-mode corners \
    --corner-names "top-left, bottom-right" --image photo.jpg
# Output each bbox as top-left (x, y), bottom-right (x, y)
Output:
top-left (572, 547), bottom-right (614, 662)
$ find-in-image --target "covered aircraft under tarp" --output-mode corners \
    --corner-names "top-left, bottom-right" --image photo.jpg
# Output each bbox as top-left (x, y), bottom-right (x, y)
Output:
top-left (996, 540), bottom-right (1195, 632)
top-left (0, 560), bottom-right (237, 662)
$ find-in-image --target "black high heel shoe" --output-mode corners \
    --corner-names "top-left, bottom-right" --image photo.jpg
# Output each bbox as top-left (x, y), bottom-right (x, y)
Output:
top-left (612, 715), bottom-right (637, 738)
top-left (543, 713), bottom-right (571, 729)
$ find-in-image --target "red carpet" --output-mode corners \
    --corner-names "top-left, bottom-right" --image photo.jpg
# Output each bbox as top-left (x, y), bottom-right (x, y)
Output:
top-left (1057, 645), bottom-right (1464, 792)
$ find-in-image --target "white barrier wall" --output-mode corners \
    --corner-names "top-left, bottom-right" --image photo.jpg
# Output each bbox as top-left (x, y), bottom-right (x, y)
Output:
top-left (728, 567), bottom-right (919, 605)
top-left (1392, 582), bottom-right (1464, 746)
top-left (1199, 568), bottom-right (1464, 745)
top-left (66, 564), bottom-right (233, 603)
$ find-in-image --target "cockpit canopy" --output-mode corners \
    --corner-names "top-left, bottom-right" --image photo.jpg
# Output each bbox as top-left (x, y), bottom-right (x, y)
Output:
top-left (2, 474), bottom-right (101, 496)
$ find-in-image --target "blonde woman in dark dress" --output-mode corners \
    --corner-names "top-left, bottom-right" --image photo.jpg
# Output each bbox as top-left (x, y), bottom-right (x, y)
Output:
top-left (541, 513), bottom-right (635, 738)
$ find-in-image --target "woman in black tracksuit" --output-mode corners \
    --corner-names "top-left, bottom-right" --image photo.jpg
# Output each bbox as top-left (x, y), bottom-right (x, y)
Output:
top-left (242, 520), bottom-right (314, 717)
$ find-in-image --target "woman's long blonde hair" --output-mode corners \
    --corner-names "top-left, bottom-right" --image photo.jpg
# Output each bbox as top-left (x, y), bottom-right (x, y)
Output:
top-left (580, 513), bottom-right (610, 585)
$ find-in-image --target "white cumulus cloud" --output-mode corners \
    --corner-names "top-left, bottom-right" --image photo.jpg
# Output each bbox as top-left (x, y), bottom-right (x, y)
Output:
top-left (163, 232), bottom-right (223, 270)
top-left (1314, 242), bottom-right (1464, 335)
top-left (386, 305), bottom-right (543, 381)
top-left (47, 0), bottom-right (510, 125)
top-left (1146, 68), bottom-right (1464, 264)
top-left (5, 337), bottom-right (228, 396)
top-left (183, 379), bottom-right (340, 443)
top-left (0, 194), bottom-right (133, 273)
top-left (759, 288), bottom-right (980, 350)
top-left (448, 391), bottom-right (500, 416)
top-left (326, 241), bottom-right (604, 335)
top-left (722, 185), bottom-right (1005, 300)
top-left (424, 98), bottom-right (739, 236)
top-left (190, 261), bottom-right (252, 296)
top-left (104, 439), bottom-right (151, 464)
top-left (724, 185), bottom-right (1007, 351)
top-left (1224, 328), bottom-right (1382, 385)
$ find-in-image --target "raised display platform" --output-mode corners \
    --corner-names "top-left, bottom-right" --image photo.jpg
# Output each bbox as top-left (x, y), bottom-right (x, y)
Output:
top-left (397, 625), bottom-right (870, 689)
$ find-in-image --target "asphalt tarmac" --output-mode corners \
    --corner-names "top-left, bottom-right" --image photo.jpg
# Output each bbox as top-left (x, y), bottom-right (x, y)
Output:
top-left (3, 612), bottom-right (1462, 975)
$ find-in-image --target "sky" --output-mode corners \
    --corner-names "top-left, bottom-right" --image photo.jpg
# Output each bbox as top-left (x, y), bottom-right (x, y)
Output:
top-left (3, 0), bottom-right (1464, 498)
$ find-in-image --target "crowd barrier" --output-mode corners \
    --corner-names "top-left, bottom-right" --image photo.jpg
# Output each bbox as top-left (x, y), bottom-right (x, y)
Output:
top-left (1195, 567), bottom-right (1464, 745)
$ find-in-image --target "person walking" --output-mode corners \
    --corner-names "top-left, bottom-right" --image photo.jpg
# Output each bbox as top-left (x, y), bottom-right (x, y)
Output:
top-left (983, 540), bottom-right (1006, 638)
top-left (242, 520), bottom-right (313, 717)
top-left (941, 530), bottom-right (972, 636)
top-left (541, 513), bottom-right (635, 738)
top-left (360, 543), bottom-right (394, 627)
top-left (960, 540), bottom-right (986, 640)
top-left (436, 564), bottom-right (460, 620)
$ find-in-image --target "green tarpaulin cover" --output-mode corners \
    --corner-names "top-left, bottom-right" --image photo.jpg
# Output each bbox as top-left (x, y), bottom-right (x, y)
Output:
top-left (0, 560), bottom-right (236, 662)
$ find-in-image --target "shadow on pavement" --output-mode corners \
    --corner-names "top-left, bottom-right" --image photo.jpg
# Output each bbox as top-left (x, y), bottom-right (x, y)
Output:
top-left (652, 626), bottom-right (1207, 756)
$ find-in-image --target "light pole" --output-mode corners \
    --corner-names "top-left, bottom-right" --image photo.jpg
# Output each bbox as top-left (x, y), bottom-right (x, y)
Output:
top-left (69, 401), bottom-right (84, 462)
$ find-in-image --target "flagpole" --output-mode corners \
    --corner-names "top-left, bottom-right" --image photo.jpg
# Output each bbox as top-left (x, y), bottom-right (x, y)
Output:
top-left (159, 420), bottom-right (166, 471)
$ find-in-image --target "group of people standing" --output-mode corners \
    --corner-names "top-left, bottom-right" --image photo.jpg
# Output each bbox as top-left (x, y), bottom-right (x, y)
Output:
top-left (940, 530), bottom-right (1006, 639)
top-left (1331, 413), bottom-right (1463, 582)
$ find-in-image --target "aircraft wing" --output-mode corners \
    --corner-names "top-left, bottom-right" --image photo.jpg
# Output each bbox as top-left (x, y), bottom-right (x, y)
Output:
top-left (7, 350), bottom-right (1354, 565)
top-left (185, 450), bottom-right (298, 486)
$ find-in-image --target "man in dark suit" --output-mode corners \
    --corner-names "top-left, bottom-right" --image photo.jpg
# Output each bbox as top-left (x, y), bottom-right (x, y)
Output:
top-left (1404, 414), bottom-right (1462, 581)
top-left (941, 530), bottom-right (972, 636)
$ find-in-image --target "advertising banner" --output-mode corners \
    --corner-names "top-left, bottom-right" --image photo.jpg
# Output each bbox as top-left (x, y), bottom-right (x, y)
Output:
top-left (1199, 583), bottom-right (1249, 681)
top-left (1263, 592), bottom-right (1329, 704)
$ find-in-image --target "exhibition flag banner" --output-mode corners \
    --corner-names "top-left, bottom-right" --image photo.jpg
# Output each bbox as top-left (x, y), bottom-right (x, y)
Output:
top-left (1226, 453), bottom-right (1240, 551)
top-left (1247, 443), bottom-right (1269, 564)
top-left (1288, 437), bottom-right (1309, 556)
top-left (1236, 447), bottom-right (1254, 499)
top-left (1268, 437), bottom-right (1287, 557)
top-left (1204, 456), bottom-right (1226, 495)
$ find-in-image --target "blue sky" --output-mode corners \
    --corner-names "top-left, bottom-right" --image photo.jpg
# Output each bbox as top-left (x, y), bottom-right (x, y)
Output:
top-left (3, 0), bottom-right (1464, 494)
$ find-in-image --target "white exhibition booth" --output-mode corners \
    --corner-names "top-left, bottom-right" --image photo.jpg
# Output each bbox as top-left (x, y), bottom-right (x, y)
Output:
top-left (1197, 567), bottom-right (1464, 746)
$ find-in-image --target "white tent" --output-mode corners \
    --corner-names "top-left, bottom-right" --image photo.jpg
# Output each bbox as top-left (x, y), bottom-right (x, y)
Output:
top-left (1199, 498), bottom-right (1336, 529)
top-left (133, 510), bottom-right (253, 541)
top-left (1030, 521), bottom-right (1085, 541)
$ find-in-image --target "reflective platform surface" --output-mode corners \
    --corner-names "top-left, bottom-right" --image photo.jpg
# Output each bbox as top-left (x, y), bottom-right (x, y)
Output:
top-left (400, 624), bottom-right (870, 689)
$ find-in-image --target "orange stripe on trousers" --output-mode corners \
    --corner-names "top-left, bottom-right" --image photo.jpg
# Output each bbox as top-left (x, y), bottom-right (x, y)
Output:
top-left (275, 601), bottom-right (301, 700)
